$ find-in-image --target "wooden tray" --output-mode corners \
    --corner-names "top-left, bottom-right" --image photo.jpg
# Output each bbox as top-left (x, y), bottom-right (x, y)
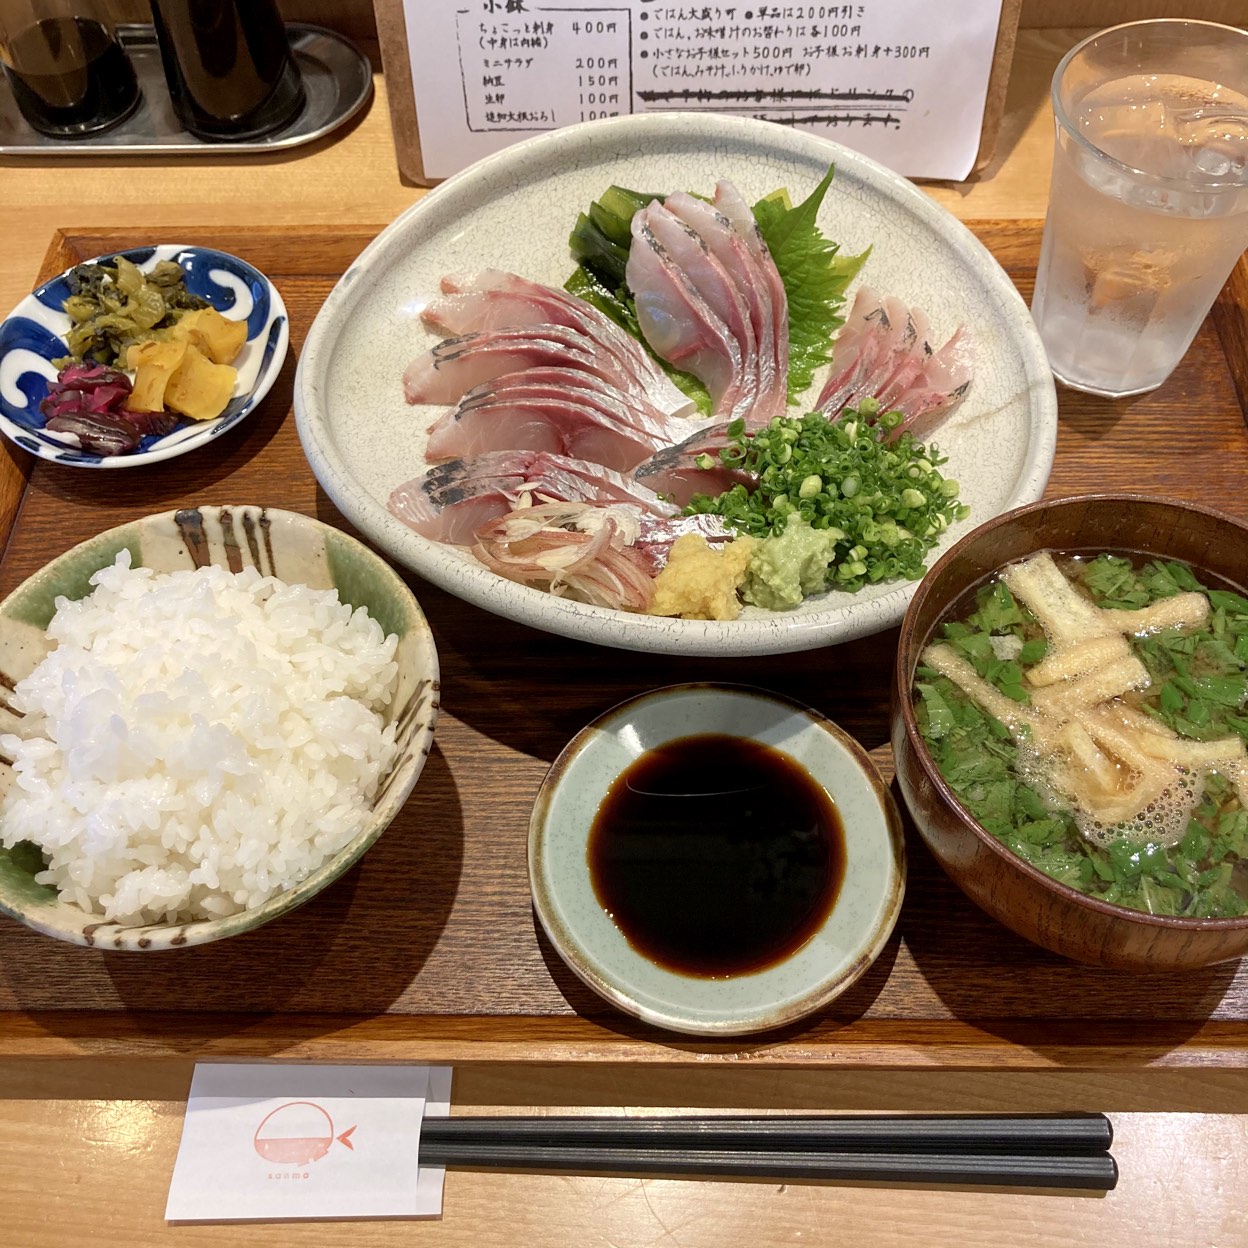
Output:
top-left (1, 223), bottom-right (1247, 1069)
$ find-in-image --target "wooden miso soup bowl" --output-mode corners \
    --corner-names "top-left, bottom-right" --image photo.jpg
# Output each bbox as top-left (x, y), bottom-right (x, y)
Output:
top-left (891, 493), bottom-right (1248, 971)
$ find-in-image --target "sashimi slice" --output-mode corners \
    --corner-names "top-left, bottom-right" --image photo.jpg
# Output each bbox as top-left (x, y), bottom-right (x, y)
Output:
top-left (639, 204), bottom-right (759, 421)
top-left (404, 324), bottom-right (685, 418)
top-left (627, 209), bottom-right (743, 411)
top-left (708, 180), bottom-right (790, 419)
top-left (632, 422), bottom-right (758, 508)
top-left (822, 296), bottom-right (938, 417)
top-left (886, 326), bottom-right (975, 440)
top-left (665, 194), bottom-right (786, 424)
top-left (388, 449), bottom-right (677, 544)
top-left (423, 270), bottom-right (695, 419)
top-left (814, 286), bottom-right (890, 414)
top-left (456, 367), bottom-right (695, 447)
top-left (815, 287), bottom-right (974, 437)
top-left (425, 395), bottom-right (661, 471)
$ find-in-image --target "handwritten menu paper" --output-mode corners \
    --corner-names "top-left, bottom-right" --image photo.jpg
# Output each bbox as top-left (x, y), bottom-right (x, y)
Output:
top-left (165, 1064), bottom-right (452, 1222)
top-left (402, 0), bottom-right (1005, 181)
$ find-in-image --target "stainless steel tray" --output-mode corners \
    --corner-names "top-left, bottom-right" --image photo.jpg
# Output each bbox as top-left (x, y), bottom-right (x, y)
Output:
top-left (0, 23), bottom-right (372, 155)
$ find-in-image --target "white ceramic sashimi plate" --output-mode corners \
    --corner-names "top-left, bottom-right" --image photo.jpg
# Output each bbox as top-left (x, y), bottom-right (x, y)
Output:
top-left (295, 114), bottom-right (1057, 656)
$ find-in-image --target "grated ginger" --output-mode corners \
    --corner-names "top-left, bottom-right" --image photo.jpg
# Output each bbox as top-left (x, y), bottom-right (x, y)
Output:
top-left (646, 534), bottom-right (759, 621)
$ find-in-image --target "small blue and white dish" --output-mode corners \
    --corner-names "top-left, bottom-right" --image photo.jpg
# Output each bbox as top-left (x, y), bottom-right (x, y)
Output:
top-left (0, 245), bottom-right (288, 468)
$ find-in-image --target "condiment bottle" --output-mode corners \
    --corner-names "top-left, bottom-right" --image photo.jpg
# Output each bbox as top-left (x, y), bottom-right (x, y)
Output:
top-left (0, 0), bottom-right (140, 138)
top-left (147, 0), bottom-right (305, 141)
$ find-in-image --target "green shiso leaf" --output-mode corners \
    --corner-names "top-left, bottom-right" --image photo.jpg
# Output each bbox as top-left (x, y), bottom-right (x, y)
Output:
top-left (752, 167), bottom-right (870, 403)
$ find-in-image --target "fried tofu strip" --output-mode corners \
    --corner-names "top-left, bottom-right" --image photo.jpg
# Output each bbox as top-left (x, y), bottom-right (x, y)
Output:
top-left (1134, 731), bottom-right (1246, 768)
top-left (1026, 636), bottom-right (1132, 687)
top-left (1001, 553), bottom-right (1116, 646)
top-left (1055, 720), bottom-right (1121, 795)
top-left (1076, 713), bottom-right (1178, 825)
top-left (1030, 656), bottom-right (1150, 717)
top-left (1102, 592), bottom-right (1210, 637)
top-left (922, 643), bottom-right (1042, 740)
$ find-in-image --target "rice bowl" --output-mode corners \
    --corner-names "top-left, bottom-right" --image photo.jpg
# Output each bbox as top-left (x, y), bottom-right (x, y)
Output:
top-left (0, 505), bottom-right (439, 950)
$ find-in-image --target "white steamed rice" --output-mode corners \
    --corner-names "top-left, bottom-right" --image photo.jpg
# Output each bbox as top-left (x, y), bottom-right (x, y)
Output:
top-left (0, 551), bottom-right (400, 926)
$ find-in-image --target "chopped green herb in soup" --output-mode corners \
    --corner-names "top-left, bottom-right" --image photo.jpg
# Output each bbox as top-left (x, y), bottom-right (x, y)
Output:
top-left (914, 552), bottom-right (1248, 919)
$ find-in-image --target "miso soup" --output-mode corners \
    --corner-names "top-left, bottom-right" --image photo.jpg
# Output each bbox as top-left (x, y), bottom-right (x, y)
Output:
top-left (914, 551), bottom-right (1248, 918)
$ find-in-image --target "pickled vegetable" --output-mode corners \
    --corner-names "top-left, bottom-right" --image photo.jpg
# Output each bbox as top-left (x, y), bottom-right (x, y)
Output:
top-left (163, 343), bottom-right (237, 421)
top-left (39, 363), bottom-right (178, 455)
top-left (60, 257), bottom-right (208, 367)
top-left (169, 307), bottom-right (247, 365)
top-left (126, 339), bottom-right (189, 412)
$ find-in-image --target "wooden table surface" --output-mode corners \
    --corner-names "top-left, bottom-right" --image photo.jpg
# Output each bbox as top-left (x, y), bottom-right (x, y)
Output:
top-left (0, 28), bottom-right (1246, 1248)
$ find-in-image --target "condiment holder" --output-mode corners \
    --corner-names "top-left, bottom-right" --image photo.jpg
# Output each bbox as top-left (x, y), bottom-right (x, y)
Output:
top-left (529, 683), bottom-right (905, 1036)
top-left (0, 23), bottom-right (371, 156)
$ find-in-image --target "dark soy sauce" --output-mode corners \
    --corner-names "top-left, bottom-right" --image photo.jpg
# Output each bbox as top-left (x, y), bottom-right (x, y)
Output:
top-left (148, 0), bottom-right (305, 141)
top-left (588, 734), bottom-right (846, 978)
top-left (3, 18), bottom-right (139, 138)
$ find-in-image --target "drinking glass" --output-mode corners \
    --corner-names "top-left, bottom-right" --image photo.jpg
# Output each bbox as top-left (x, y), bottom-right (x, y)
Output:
top-left (1030, 20), bottom-right (1248, 399)
top-left (0, 0), bottom-right (140, 137)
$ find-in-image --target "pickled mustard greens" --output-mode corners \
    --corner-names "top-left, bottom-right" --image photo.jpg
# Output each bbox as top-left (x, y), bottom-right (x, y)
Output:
top-left (687, 404), bottom-right (967, 599)
top-left (915, 554), bottom-right (1248, 918)
top-left (60, 256), bottom-right (208, 367)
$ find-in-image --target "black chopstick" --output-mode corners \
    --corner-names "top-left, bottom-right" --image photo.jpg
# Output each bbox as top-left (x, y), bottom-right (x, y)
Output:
top-left (420, 1140), bottom-right (1119, 1190)
top-left (423, 1113), bottom-right (1113, 1156)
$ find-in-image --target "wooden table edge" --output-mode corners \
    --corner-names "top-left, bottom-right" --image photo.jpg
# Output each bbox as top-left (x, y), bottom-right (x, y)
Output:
top-left (0, 1014), bottom-right (1245, 1069)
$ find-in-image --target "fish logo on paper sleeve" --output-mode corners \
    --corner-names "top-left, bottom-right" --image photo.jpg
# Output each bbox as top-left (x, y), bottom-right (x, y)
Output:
top-left (253, 1101), bottom-right (358, 1166)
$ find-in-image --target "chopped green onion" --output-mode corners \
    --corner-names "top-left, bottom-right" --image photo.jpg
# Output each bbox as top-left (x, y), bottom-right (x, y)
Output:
top-left (684, 407), bottom-right (968, 593)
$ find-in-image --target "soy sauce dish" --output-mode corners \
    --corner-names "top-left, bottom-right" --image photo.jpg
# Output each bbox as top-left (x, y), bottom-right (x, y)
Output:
top-left (529, 684), bottom-right (905, 1036)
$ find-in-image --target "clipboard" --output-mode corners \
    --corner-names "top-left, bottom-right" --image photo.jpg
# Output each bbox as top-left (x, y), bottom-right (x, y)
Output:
top-left (373, 0), bottom-right (1022, 187)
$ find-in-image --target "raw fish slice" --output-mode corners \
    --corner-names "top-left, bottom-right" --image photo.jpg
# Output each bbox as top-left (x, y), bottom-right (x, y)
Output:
top-left (404, 325), bottom-right (688, 418)
top-left (389, 474), bottom-right (513, 544)
top-left (633, 511), bottom-right (735, 570)
top-left (639, 204), bottom-right (760, 422)
top-left (830, 296), bottom-right (922, 411)
top-left (425, 270), bottom-right (695, 419)
top-left (632, 421), bottom-right (758, 508)
top-left (516, 451), bottom-right (677, 514)
top-left (404, 328), bottom-right (595, 405)
top-left (426, 395), bottom-right (661, 471)
top-left (816, 288), bottom-right (974, 439)
top-left (872, 305), bottom-right (935, 410)
top-left (425, 270), bottom-right (616, 336)
top-left (457, 367), bottom-right (697, 447)
top-left (814, 286), bottom-right (892, 414)
top-left (887, 326), bottom-right (975, 440)
top-left (627, 209), bottom-right (744, 414)
top-left (389, 450), bottom-right (676, 544)
top-left (707, 182), bottom-right (791, 418)
top-left (667, 191), bottom-right (780, 408)
top-left (712, 180), bottom-right (767, 262)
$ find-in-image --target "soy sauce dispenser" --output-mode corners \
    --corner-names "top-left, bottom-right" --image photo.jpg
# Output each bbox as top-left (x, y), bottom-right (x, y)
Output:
top-left (0, 0), bottom-right (140, 138)
top-left (147, 0), bottom-right (305, 141)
